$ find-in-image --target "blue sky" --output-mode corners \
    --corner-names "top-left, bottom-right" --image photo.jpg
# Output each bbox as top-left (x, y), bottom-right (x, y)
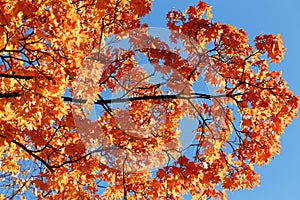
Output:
top-left (142, 0), bottom-right (300, 199)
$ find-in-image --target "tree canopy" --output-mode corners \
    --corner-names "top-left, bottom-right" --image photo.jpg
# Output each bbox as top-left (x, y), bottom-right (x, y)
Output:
top-left (0, 0), bottom-right (298, 199)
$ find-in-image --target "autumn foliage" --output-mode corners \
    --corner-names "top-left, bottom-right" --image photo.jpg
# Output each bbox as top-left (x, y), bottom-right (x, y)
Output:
top-left (0, 0), bottom-right (298, 199)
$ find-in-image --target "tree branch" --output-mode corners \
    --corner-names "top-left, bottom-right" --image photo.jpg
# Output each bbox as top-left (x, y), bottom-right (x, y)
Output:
top-left (0, 74), bottom-right (33, 80)
top-left (0, 92), bottom-right (20, 98)
top-left (62, 93), bottom-right (231, 105)
top-left (11, 140), bottom-right (55, 172)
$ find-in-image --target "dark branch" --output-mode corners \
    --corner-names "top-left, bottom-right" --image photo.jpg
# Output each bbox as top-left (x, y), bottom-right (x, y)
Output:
top-left (0, 92), bottom-right (20, 98)
top-left (62, 93), bottom-right (232, 104)
top-left (11, 140), bottom-right (55, 172)
top-left (0, 74), bottom-right (33, 80)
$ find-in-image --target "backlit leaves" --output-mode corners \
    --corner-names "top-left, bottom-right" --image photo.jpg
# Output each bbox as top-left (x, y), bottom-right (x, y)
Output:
top-left (0, 0), bottom-right (298, 199)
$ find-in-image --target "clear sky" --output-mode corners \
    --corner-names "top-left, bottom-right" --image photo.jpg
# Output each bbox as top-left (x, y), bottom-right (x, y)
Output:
top-left (142, 0), bottom-right (300, 199)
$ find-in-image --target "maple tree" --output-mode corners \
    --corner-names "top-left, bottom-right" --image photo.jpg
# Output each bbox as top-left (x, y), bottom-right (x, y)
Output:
top-left (0, 0), bottom-right (299, 199)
